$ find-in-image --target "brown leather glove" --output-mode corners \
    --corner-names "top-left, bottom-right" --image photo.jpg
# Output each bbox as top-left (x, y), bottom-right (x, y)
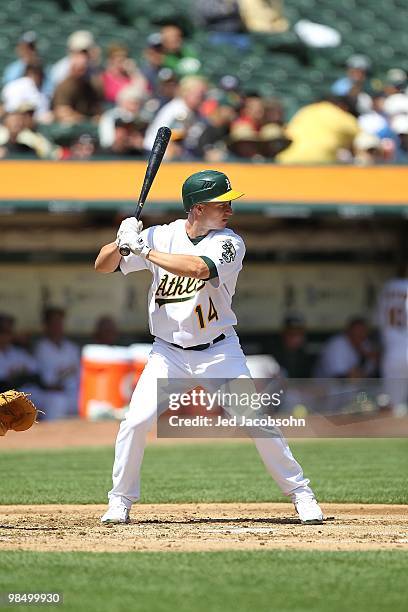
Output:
top-left (0, 390), bottom-right (38, 436)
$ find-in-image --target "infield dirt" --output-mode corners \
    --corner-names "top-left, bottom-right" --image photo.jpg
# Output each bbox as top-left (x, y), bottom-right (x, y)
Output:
top-left (0, 503), bottom-right (407, 553)
top-left (1, 421), bottom-right (407, 553)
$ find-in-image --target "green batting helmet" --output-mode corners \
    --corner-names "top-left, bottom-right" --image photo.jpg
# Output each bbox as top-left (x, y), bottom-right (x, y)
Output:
top-left (182, 169), bottom-right (244, 212)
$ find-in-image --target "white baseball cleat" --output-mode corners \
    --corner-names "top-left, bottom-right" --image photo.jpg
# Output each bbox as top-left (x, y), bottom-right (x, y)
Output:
top-left (101, 501), bottom-right (130, 524)
top-left (293, 497), bottom-right (324, 524)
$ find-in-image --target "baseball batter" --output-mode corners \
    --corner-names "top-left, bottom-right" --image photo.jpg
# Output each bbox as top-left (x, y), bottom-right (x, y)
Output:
top-left (95, 170), bottom-right (323, 524)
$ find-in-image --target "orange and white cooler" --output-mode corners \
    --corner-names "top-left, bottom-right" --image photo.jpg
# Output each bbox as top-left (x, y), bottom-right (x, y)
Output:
top-left (79, 344), bottom-right (151, 420)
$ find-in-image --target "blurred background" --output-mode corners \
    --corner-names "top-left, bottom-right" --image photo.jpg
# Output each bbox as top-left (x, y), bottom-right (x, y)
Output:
top-left (0, 0), bottom-right (406, 421)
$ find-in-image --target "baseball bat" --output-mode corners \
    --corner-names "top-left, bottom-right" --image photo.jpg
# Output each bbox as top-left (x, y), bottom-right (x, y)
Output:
top-left (119, 126), bottom-right (172, 256)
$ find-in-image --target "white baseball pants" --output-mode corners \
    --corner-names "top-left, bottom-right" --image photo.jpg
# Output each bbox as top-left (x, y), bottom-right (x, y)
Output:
top-left (381, 350), bottom-right (408, 410)
top-left (108, 335), bottom-right (314, 507)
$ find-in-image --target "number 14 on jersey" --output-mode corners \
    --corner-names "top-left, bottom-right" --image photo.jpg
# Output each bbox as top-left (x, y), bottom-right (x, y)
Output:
top-left (194, 297), bottom-right (219, 329)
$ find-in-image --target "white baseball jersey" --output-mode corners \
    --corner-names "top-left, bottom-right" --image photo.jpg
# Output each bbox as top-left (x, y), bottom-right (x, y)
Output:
top-left (377, 278), bottom-right (408, 356)
top-left (120, 219), bottom-right (245, 347)
top-left (0, 346), bottom-right (37, 379)
top-left (34, 337), bottom-right (81, 392)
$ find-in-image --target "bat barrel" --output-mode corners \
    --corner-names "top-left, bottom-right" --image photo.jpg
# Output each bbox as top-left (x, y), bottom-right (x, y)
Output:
top-left (118, 126), bottom-right (171, 258)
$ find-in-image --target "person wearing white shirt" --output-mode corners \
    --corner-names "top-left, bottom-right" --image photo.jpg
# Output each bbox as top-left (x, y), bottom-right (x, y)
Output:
top-left (314, 317), bottom-right (378, 378)
top-left (2, 65), bottom-right (51, 123)
top-left (143, 75), bottom-right (207, 151)
top-left (47, 30), bottom-right (99, 97)
top-left (0, 313), bottom-right (43, 408)
top-left (34, 307), bottom-right (80, 420)
top-left (377, 275), bottom-right (408, 412)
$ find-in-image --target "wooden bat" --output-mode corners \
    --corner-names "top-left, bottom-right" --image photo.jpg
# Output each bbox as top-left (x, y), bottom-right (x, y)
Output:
top-left (119, 126), bottom-right (172, 256)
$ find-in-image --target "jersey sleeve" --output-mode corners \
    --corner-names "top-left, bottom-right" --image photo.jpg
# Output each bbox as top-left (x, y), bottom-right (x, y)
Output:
top-left (205, 234), bottom-right (245, 287)
top-left (119, 227), bottom-right (155, 275)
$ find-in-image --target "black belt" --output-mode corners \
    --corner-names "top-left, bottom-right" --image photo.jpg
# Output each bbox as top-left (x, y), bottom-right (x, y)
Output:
top-left (170, 333), bottom-right (226, 351)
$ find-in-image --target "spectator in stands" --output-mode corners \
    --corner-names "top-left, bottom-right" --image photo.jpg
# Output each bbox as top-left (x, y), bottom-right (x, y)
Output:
top-left (382, 93), bottom-right (408, 160)
top-left (103, 117), bottom-right (144, 157)
top-left (239, 0), bottom-right (289, 34)
top-left (52, 52), bottom-right (103, 124)
top-left (390, 115), bottom-right (408, 162)
top-left (48, 30), bottom-right (101, 96)
top-left (272, 315), bottom-right (313, 378)
top-left (383, 92), bottom-right (408, 119)
top-left (102, 43), bottom-right (147, 104)
top-left (160, 24), bottom-right (198, 74)
top-left (240, 1), bottom-right (340, 56)
top-left (218, 74), bottom-right (243, 107)
top-left (2, 64), bottom-right (51, 124)
top-left (353, 132), bottom-right (384, 165)
top-left (201, 74), bottom-right (242, 117)
top-left (98, 84), bottom-right (145, 149)
top-left (332, 54), bottom-right (373, 114)
top-left (264, 97), bottom-right (285, 126)
top-left (0, 313), bottom-right (40, 393)
top-left (227, 123), bottom-right (260, 159)
top-left (314, 317), bottom-right (378, 378)
top-left (68, 133), bottom-right (98, 160)
top-left (232, 93), bottom-right (265, 132)
top-left (0, 102), bottom-right (60, 159)
top-left (277, 95), bottom-right (360, 164)
top-left (2, 31), bottom-right (40, 86)
top-left (194, 0), bottom-right (250, 50)
top-left (93, 316), bottom-right (119, 345)
top-left (0, 108), bottom-right (39, 157)
top-left (34, 307), bottom-right (81, 420)
top-left (154, 68), bottom-right (180, 109)
top-left (141, 68), bottom-right (179, 123)
top-left (259, 123), bottom-right (292, 159)
top-left (140, 33), bottom-right (165, 94)
top-left (195, 95), bottom-right (238, 158)
top-left (143, 75), bottom-right (208, 152)
top-left (358, 91), bottom-right (392, 138)
top-left (331, 54), bottom-right (371, 98)
top-left (384, 68), bottom-right (407, 96)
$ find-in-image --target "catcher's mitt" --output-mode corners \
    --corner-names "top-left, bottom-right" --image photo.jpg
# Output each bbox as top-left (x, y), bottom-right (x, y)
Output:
top-left (0, 390), bottom-right (38, 436)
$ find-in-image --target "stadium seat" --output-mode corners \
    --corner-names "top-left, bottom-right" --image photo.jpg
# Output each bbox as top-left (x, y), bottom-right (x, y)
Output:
top-left (1, 0), bottom-right (408, 119)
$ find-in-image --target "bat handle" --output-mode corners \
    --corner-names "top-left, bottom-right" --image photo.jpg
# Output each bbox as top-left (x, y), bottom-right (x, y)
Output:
top-left (119, 202), bottom-right (145, 256)
top-left (119, 245), bottom-right (131, 256)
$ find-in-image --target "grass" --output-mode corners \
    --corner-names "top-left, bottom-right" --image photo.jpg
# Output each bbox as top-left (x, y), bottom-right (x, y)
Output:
top-left (0, 441), bottom-right (407, 612)
top-left (0, 438), bottom-right (407, 505)
top-left (0, 550), bottom-right (407, 612)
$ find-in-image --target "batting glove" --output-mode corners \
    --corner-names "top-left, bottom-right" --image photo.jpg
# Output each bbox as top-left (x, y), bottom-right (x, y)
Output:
top-left (116, 218), bottom-right (143, 246)
top-left (119, 233), bottom-right (151, 258)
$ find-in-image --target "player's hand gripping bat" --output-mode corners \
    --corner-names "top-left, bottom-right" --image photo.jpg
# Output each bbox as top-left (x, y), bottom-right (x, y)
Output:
top-left (119, 126), bottom-right (172, 256)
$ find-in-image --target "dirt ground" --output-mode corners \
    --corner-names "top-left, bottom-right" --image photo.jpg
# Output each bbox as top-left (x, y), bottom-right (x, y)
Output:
top-left (0, 420), bottom-right (241, 450)
top-left (1, 421), bottom-right (407, 553)
top-left (2, 415), bottom-right (407, 451)
top-left (0, 503), bottom-right (407, 553)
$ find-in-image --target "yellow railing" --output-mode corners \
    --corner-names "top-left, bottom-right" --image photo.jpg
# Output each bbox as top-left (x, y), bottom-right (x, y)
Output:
top-left (0, 161), bottom-right (407, 205)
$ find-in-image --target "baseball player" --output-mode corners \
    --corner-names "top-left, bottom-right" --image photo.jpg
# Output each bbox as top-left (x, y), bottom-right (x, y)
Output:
top-left (95, 170), bottom-right (323, 525)
top-left (34, 307), bottom-right (81, 420)
top-left (377, 273), bottom-right (408, 413)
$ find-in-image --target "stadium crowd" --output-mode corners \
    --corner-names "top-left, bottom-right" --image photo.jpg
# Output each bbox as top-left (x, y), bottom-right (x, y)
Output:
top-left (1, 26), bottom-right (408, 163)
top-left (0, 297), bottom-right (405, 420)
